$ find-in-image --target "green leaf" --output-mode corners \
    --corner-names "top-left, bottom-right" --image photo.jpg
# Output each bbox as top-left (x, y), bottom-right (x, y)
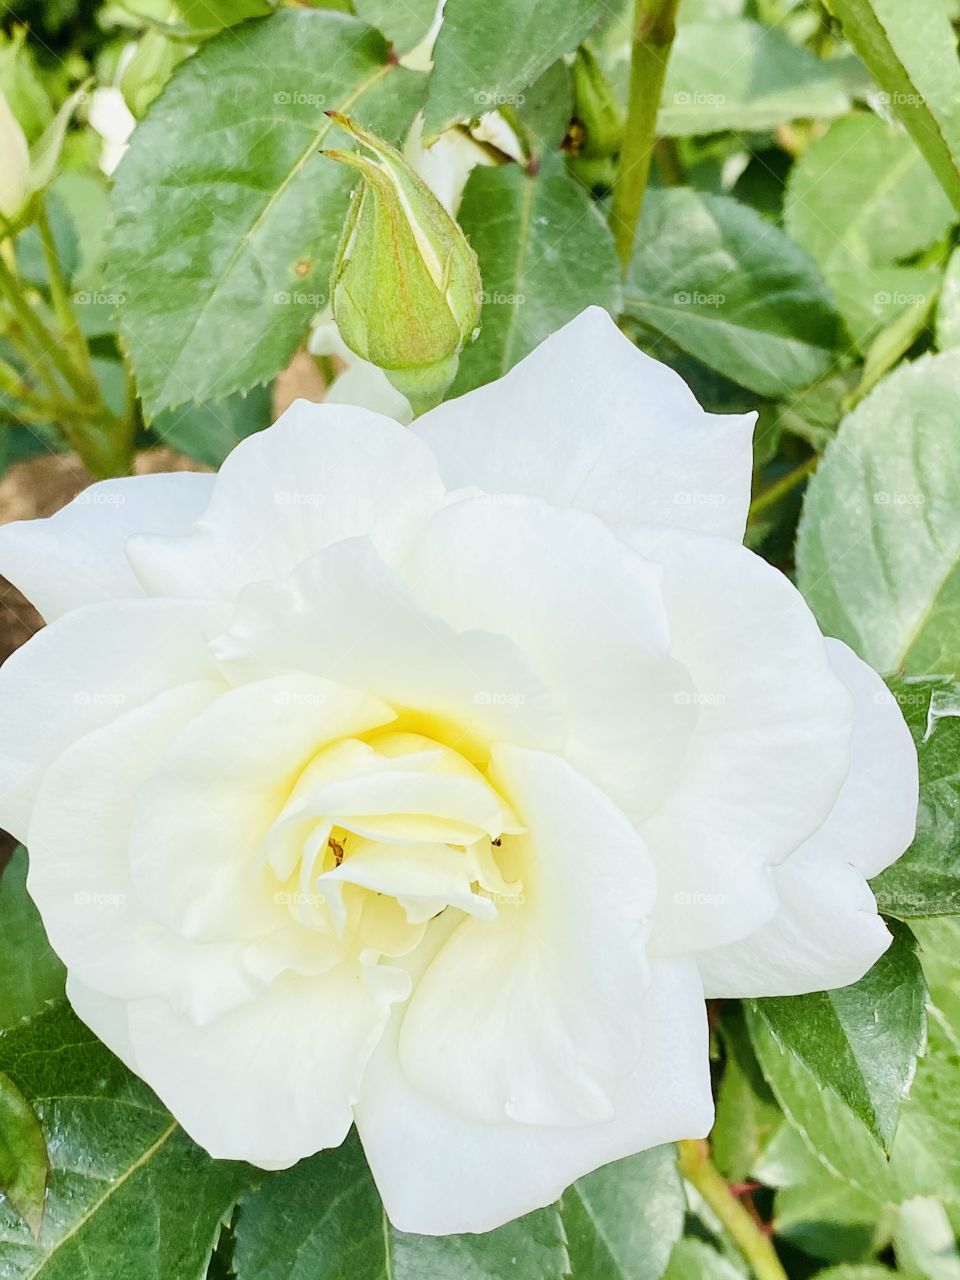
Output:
top-left (895, 1196), bottom-right (960, 1280)
top-left (0, 1069), bottom-right (47, 1237)
top-left (451, 151), bottom-right (621, 395)
top-left (889, 1006), bottom-right (960, 1229)
top-left (424, 0), bottom-right (603, 136)
top-left (0, 848), bottom-right (64, 1028)
top-left (352, 0), bottom-right (437, 54)
top-left (785, 114), bottom-right (955, 281)
top-left (797, 350), bottom-right (960, 675)
top-left (560, 1147), bottom-right (685, 1280)
top-left (747, 1003), bottom-right (894, 1199)
top-left (623, 187), bottom-right (843, 396)
top-left (936, 246), bottom-right (960, 350)
top-left (177, 0), bottom-right (275, 29)
top-left (712, 1007), bottom-right (781, 1183)
top-left (774, 1173), bottom-right (887, 1264)
top-left (151, 384), bottom-right (272, 467)
top-left (0, 1000), bottom-right (257, 1278)
top-left (829, 265), bottom-right (942, 354)
top-left (871, 679), bottom-right (960, 919)
top-left (109, 10), bottom-right (424, 417)
top-left (233, 1129), bottom-right (570, 1280)
top-left (751, 923), bottom-right (927, 1151)
top-left (824, 0), bottom-right (960, 215)
top-left (661, 1240), bottom-right (742, 1280)
top-left (658, 21), bottom-right (851, 136)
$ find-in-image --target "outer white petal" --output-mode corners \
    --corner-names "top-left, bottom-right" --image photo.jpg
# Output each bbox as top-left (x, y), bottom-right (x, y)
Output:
top-left (28, 683), bottom-right (259, 1022)
top-left (623, 529), bottom-right (855, 956)
top-left (0, 472), bottom-right (213, 620)
top-left (357, 951), bottom-right (712, 1235)
top-left (397, 746), bottom-right (655, 1128)
top-left (126, 401), bottom-right (445, 601)
top-left (400, 496), bottom-right (696, 818)
top-left (0, 597), bottom-right (227, 841)
top-left (125, 964), bottom-right (406, 1169)
top-left (698, 639), bottom-right (918, 997)
top-left (412, 307), bottom-right (755, 540)
top-left (212, 537), bottom-right (564, 759)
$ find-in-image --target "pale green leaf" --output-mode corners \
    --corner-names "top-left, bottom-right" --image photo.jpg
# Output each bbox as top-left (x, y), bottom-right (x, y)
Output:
top-left (424, 0), bottom-right (603, 136)
top-left (797, 350), bottom-right (960, 674)
top-left (560, 1147), bottom-right (685, 1280)
top-left (871, 678), bottom-right (960, 919)
top-left (352, 0), bottom-right (437, 54)
top-left (824, 0), bottom-right (960, 214)
top-left (0, 1070), bottom-right (47, 1237)
top-left (658, 22), bottom-right (851, 136)
top-left (0, 848), bottom-right (64, 1029)
top-left (451, 151), bottom-right (621, 395)
top-left (624, 187), bottom-right (843, 396)
top-left (785, 114), bottom-right (955, 280)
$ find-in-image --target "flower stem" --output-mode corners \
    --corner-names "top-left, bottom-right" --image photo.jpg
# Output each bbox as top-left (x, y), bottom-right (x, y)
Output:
top-left (678, 1140), bottom-right (788, 1280)
top-left (34, 198), bottom-right (99, 389)
top-left (749, 455), bottom-right (818, 520)
top-left (609, 0), bottom-right (681, 273)
top-left (0, 249), bottom-right (93, 403)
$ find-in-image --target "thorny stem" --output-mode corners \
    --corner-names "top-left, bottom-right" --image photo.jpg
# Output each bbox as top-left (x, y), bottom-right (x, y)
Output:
top-left (609, 0), bottom-right (682, 272)
top-left (678, 1139), bottom-right (789, 1280)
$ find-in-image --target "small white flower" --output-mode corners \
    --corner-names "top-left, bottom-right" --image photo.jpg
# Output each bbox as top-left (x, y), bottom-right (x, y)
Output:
top-left (0, 309), bottom-right (917, 1234)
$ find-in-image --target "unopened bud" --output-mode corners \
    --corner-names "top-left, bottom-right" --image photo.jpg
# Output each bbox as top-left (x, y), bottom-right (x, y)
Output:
top-left (324, 113), bottom-right (482, 413)
top-left (0, 88), bottom-right (30, 223)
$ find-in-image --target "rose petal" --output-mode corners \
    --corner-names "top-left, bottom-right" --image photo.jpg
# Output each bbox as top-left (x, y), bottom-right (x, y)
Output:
top-left (697, 639), bottom-right (917, 997)
top-left (0, 472), bottom-right (213, 620)
top-left (397, 745), bottom-right (655, 1129)
top-left (0, 597), bottom-right (227, 841)
top-left (412, 307), bottom-right (755, 540)
top-left (127, 401), bottom-right (445, 601)
top-left (357, 949), bottom-right (711, 1235)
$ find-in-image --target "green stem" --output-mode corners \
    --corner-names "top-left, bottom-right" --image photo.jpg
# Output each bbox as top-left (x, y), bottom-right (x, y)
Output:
top-left (0, 250), bottom-right (92, 402)
top-left (678, 1140), bottom-right (789, 1280)
top-left (749, 455), bottom-right (818, 520)
top-left (35, 199), bottom-right (99, 388)
top-left (609, 0), bottom-right (681, 273)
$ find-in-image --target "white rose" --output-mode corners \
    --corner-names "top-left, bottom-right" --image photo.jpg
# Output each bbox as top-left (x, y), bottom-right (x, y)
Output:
top-left (0, 308), bottom-right (917, 1235)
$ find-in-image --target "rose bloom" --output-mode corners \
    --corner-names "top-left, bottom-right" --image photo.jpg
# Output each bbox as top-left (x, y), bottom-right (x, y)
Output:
top-left (0, 309), bottom-right (917, 1234)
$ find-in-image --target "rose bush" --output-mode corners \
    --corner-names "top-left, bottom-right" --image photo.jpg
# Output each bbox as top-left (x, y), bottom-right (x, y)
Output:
top-left (0, 308), bottom-right (917, 1235)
